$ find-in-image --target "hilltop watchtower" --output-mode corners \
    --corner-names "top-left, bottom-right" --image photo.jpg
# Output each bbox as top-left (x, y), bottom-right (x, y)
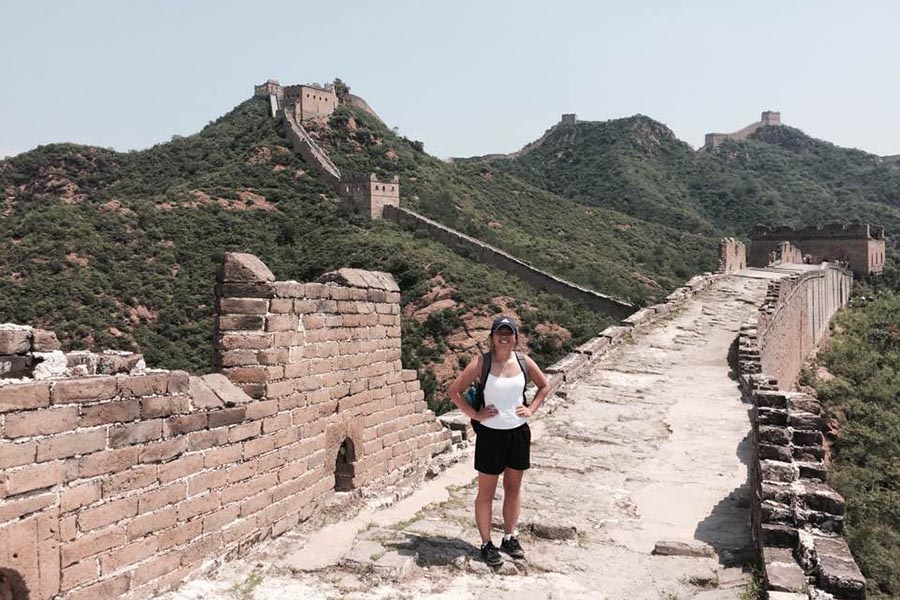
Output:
top-left (703, 110), bottom-right (782, 149)
top-left (283, 83), bottom-right (339, 122)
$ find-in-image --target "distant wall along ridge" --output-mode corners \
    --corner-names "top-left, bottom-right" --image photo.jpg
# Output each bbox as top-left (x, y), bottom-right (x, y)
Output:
top-left (704, 110), bottom-right (781, 150)
top-left (750, 223), bottom-right (886, 277)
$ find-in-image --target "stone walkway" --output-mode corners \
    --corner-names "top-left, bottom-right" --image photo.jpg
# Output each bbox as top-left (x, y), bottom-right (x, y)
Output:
top-left (160, 272), bottom-right (778, 600)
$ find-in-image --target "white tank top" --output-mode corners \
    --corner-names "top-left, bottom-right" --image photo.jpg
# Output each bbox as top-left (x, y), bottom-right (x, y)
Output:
top-left (480, 372), bottom-right (527, 430)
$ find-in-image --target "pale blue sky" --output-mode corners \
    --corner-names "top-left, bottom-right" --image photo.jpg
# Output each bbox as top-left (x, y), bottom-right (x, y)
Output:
top-left (3, 1), bottom-right (899, 159)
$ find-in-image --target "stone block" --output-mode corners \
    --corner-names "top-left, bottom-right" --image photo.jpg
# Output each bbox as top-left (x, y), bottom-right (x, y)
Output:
top-left (0, 355), bottom-right (33, 378)
top-left (814, 536), bottom-right (866, 599)
top-left (788, 411), bottom-right (824, 431)
top-left (97, 352), bottom-right (144, 375)
top-left (80, 399), bottom-right (140, 426)
top-left (52, 376), bottom-right (118, 404)
top-left (32, 329), bottom-right (61, 352)
top-left (758, 425), bottom-right (791, 445)
top-left (760, 460), bottom-right (798, 483)
top-left (574, 336), bottom-right (610, 358)
top-left (201, 373), bottom-right (252, 406)
top-left (800, 482), bottom-right (845, 515)
top-left (797, 461), bottom-right (827, 481)
top-left (757, 408), bottom-right (788, 426)
top-left (792, 445), bottom-right (825, 462)
top-left (218, 298), bottom-right (269, 315)
top-left (0, 382), bottom-right (51, 412)
top-left (218, 283), bottom-right (275, 299)
top-left (761, 524), bottom-right (798, 548)
top-left (759, 444), bottom-right (793, 462)
top-left (6, 461), bottom-right (64, 494)
top-left (0, 327), bottom-right (32, 354)
top-left (754, 390), bottom-right (789, 409)
top-left (220, 253), bottom-right (275, 283)
top-left (651, 540), bottom-right (714, 557)
top-left (599, 326), bottom-right (629, 342)
top-left (763, 546), bottom-right (806, 593)
top-left (6, 407), bottom-right (78, 437)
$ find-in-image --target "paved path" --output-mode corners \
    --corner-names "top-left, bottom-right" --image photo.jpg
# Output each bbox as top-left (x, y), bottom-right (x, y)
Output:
top-left (161, 272), bottom-right (778, 600)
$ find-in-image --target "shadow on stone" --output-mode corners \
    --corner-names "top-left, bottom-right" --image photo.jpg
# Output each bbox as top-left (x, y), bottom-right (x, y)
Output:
top-left (387, 534), bottom-right (477, 567)
top-left (693, 480), bottom-right (753, 567)
top-left (0, 568), bottom-right (30, 600)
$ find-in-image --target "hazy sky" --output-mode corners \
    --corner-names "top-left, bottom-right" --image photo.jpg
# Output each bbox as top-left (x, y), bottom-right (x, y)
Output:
top-left (3, 1), bottom-right (900, 159)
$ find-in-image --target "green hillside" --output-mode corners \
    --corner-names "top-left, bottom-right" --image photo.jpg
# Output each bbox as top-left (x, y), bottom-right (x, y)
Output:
top-left (0, 99), bottom-right (614, 412)
top-left (492, 116), bottom-right (900, 244)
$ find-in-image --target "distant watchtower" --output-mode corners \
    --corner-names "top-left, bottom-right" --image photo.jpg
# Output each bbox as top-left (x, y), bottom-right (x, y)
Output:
top-left (340, 174), bottom-right (400, 219)
top-left (761, 111), bottom-right (781, 126)
top-left (561, 113), bottom-right (577, 125)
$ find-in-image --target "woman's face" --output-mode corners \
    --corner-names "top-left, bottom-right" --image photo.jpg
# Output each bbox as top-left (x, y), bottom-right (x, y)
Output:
top-left (491, 327), bottom-right (516, 350)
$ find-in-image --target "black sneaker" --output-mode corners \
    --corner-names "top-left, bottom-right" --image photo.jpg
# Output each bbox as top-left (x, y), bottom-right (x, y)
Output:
top-left (500, 535), bottom-right (525, 559)
top-left (480, 540), bottom-right (503, 567)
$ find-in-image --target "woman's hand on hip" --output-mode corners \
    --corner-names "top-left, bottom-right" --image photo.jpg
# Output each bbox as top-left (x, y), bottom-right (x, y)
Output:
top-left (474, 405), bottom-right (499, 421)
top-left (515, 405), bottom-right (533, 418)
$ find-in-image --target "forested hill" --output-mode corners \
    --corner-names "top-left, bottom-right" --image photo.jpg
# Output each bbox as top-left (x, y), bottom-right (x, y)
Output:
top-left (1, 92), bottom-right (898, 413)
top-left (493, 116), bottom-right (900, 244)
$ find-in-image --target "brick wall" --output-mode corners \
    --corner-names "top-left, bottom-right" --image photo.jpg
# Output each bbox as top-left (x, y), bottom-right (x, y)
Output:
top-left (736, 263), bottom-right (865, 598)
top-left (0, 253), bottom-right (451, 599)
top-left (717, 237), bottom-right (746, 273)
top-left (749, 223), bottom-right (887, 276)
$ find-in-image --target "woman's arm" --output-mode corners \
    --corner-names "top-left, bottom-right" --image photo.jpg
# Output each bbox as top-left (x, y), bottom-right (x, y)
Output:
top-left (516, 354), bottom-right (551, 417)
top-left (448, 355), bottom-right (498, 421)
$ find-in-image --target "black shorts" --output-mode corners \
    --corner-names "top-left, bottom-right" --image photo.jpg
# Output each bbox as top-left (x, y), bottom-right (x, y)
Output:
top-left (473, 422), bottom-right (531, 475)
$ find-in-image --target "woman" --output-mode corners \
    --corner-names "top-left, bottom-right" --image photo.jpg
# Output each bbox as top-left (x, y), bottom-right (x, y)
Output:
top-left (448, 315), bottom-right (552, 567)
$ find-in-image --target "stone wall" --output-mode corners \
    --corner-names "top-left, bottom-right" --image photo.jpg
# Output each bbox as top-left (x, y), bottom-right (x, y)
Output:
top-left (0, 253), bottom-right (451, 599)
top-left (703, 110), bottom-right (782, 149)
top-left (717, 237), bottom-right (746, 273)
top-left (750, 224), bottom-right (887, 277)
top-left (279, 108), bottom-right (342, 187)
top-left (382, 205), bottom-right (635, 320)
top-left (736, 264), bottom-right (865, 599)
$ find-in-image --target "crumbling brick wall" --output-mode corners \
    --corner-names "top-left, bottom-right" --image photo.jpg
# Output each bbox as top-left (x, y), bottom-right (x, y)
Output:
top-left (717, 237), bottom-right (746, 273)
top-left (0, 253), bottom-right (451, 599)
top-left (750, 223), bottom-right (887, 276)
top-left (737, 263), bottom-right (865, 598)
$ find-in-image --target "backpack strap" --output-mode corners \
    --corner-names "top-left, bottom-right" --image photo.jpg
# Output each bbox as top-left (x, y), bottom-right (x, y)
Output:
top-left (515, 351), bottom-right (530, 405)
top-left (477, 352), bottom-right (492, 398)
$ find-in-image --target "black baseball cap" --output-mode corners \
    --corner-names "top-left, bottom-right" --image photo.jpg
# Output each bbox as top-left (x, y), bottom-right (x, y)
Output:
top-left (490, 315), bottom-right (518, 335)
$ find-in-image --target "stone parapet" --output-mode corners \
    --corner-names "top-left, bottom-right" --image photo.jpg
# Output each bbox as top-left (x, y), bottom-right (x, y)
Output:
top-left (0, 252), bottom-right (453, 599)
top-left (737, 264), bottom-right (865, 599)
top-left (717, 237), bottom-right (747, 274)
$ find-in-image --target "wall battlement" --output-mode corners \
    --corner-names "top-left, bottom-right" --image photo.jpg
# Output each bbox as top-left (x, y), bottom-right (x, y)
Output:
top-left (717, 237), bottom-right (746, 273)
top-left (736, 264), bottom-right (866, 598)
top-left (0, 253), bottom-right (451, 599)
top-left (750, 223), bottom-right (887, 276)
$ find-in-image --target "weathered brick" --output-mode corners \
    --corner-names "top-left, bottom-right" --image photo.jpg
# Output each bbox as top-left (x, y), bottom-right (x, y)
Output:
top-left (263, 412), bottom-right (291, 433)
top-left (221, 366), bottom-right (268, 384)
top-left (126, 506), bottom-right (177, 541)
top-left (5, 406), bottom-right (78, 437)
top-left (0, 382), bottom-right (50, 413)
top-left (202, 504), bottom-right (241, 533)
top-left (0, 492), bottom-right (55, 522)
top-left (208, 406), bottom-right (247, 428)
top-left (118, 373), bottom-right (169, 397)
top-left (177, 491), bottom-right (221, 520)
top-left (219, 298), bottom-right (268, 314)
top-left (61, 526), bottom-right (126, 567)
top-left (129, 549), bottom-right (182, 587)
top-left (140, 437), bottom-right (188, 464)
top-left (216, 315), bottom-right (264, 331)
top-left (186, 427), bottom-right (229, 451)
top-left (109, 419), bottom-right (163, 447)
top-left (101, 464), bottom-right (158, 497)
top-left (64, 573), bottom-right (129, 600)
top-left (203, 444), bottom-right (242, 468)
top-left (80, 399), bottom-right (140, 426)
top-left (164, 413), bottom-right (208, 437)
top-left (7, 461), bottom-right (64, 495)
top-left (266, 314), bottom-right (300, 332)
top-left (0, 440), bottom-right (37, 469)
top-left (181, 531), bottom-right (224, 567)
top-left (219, 349), bottom-right (259, 367)
top-left (36, 430), bottom-right (107, 462)
top-left (168, 371), bottom-right (190, 394)
top-left (158, 518), bottom-right (201, 550)
top-left (138, 482), bottom-right (186, 514)
top-left (60, 557), bottom-right (99, 591)
top-left (51, 376), bottom-right (118, 404)
top-left (228, 420), bottom-right (261, 442)
top-left (158, 453), bottom-right (204, 483)
top-left (79, 447), bottom-right (139, 478)
top-left (141, 395), bottom-right (190, 418)
top-left (78, 496), bottom-right (138, 531)
top-left (0, 328), bottom-right (31, 353)
top-left (60, 482), bottom-right (101, 513)
top-left (187, 469), bottom-right (229, 496)
top-left (217, 333), bottom-right (273, 351)
top-left (243, 434), bottom-right (277, 458)
top-left (99, 536), bottom-right (158, 574)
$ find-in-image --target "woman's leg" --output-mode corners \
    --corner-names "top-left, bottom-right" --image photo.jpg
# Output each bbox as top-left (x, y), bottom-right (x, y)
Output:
top-left (502, 467), bottom-right (524, 535)
top-left (475, 472), bottom-right (500, 543)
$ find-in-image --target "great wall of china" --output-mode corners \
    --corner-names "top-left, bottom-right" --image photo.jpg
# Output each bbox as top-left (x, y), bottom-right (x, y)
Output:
top-left (0, 82), bottom-right (886, 599)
